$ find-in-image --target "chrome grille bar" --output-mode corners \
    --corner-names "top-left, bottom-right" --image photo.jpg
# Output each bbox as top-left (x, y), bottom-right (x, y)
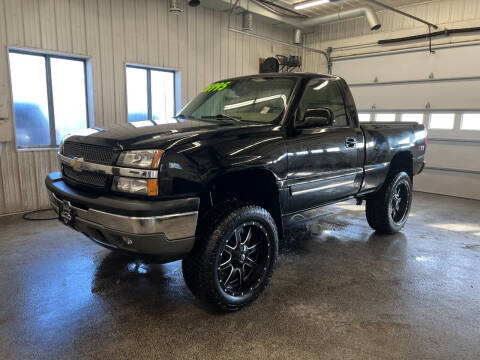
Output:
top-left (58, 153), bottom-right (158, 179)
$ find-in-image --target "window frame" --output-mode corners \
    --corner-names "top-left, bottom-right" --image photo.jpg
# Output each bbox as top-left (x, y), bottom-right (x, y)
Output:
top-left (125, 63), bottom-right (180, 123)
top-left (460, 112), bottom-right (480, 131)
top-left (295, 78), bottom-right (350, 129)
top-left (374, 112), bottom-right (397, 122)
top-left (429, 112), bottom-right (456, 130)
top-left (358, 112), bottom-right (372, 123)
top-left (8, 47), bottom-right (92, 150)
top-left (400, 112), bottom-right (424, 124)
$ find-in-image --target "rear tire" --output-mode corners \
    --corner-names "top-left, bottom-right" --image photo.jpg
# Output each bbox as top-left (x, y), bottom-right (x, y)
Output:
top-left (182, 200), bottom-right (278, 312)
top-left (366, 171), bottom-right (412, 234)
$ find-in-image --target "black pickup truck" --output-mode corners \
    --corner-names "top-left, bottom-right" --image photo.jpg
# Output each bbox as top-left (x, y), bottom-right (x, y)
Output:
top-left (46, 73), bottom-right (426, 311)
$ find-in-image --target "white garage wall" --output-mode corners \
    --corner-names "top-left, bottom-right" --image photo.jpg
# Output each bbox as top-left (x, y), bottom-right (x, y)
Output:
top-left (303, 0), bottom-right (480, 73)
top-left (306, 0), bottom-right (480, 52)
top-left (0, 0), bottom-right (297, 216)
top-left (303, 0), bottom-right (480, 200)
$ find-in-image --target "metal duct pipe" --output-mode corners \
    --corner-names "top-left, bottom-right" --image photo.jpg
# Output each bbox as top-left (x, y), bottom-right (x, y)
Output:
top-left (200, 0), bottom-right (310, 30)
top-left (293, 29), bottom-right (303, 45)
top-left (301, 5), bottom-right (381, 30)
top-left (202, 0), bottom-right (381, 31)
top-left (242, 11), bottom-right (253, 31)
top-left (168, 0), bottom-right (183, 13)
top-left (228, 27), bottom-right (333, 73)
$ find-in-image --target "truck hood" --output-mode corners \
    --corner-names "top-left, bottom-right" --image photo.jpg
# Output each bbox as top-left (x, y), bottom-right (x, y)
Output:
top-left (65, 119), bottom-right (272, 150)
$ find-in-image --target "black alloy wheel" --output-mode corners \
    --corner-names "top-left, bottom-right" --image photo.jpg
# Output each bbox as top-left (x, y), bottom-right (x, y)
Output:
top-left (182, 201), bottom-right (278, 312)
top-left (365, 171), bottom-right (413, 234)
top-left (390, 182), bottom-right (410, 224)
top-left (217, 221), bottom-right (272, 297)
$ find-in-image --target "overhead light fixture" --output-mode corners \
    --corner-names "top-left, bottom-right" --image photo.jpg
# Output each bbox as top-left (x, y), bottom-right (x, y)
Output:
top-left (294, 0), bottom-right (330, 10)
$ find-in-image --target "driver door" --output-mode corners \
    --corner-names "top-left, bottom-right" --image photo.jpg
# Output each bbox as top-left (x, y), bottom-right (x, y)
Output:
top-left (285, 78), bottom-right (363, 214)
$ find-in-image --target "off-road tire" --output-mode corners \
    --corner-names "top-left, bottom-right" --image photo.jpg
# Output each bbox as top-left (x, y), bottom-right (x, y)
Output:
top-left (182, 200), bottom-right (278, 312)
top-left (366, 171), bottom-right (412, 234)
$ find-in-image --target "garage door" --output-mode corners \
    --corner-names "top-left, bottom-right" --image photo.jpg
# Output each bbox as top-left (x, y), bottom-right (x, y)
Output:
top-left (332, 43), bottom-right (480, 200)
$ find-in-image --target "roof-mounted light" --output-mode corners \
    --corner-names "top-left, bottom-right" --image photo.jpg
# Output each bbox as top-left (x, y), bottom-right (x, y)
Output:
top-left (294, 0), bottom-right (330, 10)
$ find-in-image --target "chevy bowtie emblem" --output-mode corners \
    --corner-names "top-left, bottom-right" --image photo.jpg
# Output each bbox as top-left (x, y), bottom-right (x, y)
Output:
top-left (71, 157), bottom-right (84, 172)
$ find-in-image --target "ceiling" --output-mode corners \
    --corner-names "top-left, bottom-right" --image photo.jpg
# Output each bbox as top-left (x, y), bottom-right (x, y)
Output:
top-left (275, 0), bottom-right (432, 18)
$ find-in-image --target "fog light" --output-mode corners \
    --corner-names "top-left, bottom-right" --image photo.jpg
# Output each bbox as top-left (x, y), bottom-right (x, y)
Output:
top-left (121, 236), bottom-right (134, 245)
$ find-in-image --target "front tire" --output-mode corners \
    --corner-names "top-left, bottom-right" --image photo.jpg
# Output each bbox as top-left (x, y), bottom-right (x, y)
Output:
top-left (182, 201), bottom-right (278, 312)
top-left (365, 171), bottom-right (412, 234)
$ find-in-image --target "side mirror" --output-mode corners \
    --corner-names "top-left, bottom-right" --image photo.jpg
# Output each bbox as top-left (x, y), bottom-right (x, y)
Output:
top-left (296, 108), bottom-right (333, 129)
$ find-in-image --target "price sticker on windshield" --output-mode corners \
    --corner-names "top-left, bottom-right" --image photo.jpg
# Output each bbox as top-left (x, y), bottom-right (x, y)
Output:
top-left (202, 81), bottom-right (231, 93)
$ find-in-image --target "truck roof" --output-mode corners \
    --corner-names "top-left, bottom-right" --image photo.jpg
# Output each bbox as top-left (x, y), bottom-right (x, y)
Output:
top-left (222, 72), bottom-right (339, 82)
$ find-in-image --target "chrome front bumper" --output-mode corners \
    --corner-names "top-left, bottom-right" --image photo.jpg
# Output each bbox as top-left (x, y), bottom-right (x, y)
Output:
top-left (46, 172), bottom-right (199, 260)
top-left (48, 191), bottom-right (198, 239)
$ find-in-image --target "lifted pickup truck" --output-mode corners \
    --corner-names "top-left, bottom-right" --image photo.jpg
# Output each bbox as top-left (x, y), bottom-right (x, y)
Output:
top-left (46, 73), bottom-right (426, 311)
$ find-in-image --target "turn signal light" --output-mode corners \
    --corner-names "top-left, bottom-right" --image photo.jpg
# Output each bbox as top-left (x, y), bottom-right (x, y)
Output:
top-left (148, 179), bottom-right (158, 196)
top-left (112, 177), bottom-right (159, 197)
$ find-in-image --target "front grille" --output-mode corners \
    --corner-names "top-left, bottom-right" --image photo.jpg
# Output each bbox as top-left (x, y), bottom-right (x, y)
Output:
top-left (63, 141), bottom-right (116, 165)
top-left (63, 165), bottom-right (109, 189)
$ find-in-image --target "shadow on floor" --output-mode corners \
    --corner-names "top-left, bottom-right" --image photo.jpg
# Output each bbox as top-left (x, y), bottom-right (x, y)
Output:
top-left (89, 218), bottom-right (407, 314)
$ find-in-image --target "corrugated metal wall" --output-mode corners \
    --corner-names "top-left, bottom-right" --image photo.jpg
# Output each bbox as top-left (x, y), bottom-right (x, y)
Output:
top-left (306, 0), bottom-right (480, 48)
top-left (0, 0), bottom-right (297, 216)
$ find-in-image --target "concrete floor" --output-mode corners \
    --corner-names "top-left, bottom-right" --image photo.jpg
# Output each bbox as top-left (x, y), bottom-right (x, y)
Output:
top-left (0, 192), bottom-right (479, 359)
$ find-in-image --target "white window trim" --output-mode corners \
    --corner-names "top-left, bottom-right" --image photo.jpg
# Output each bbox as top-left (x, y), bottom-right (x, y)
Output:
top-left (460, 112), bottom-right (480, 131)
top-left (354, 109), bottom-right (480, 140)
top-left (400, 112), bottom-right (424, 123)
top-left (428, 112), bottom-right (456, 130)
top-left (8, 47), bottom-right (94, 150)
top-left (374, 112), bottom-right (397, 122)
top-left (125, 62), bottom-right (182, 122)
top-left (358, 112), bottom-right (371, 122)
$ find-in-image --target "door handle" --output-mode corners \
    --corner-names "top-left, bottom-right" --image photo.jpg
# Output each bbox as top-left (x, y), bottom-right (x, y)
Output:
top-left (345, 138), bottom-right (357, 149)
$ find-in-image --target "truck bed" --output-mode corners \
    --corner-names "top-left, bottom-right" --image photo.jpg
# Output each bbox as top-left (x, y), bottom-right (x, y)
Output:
top-left (358, 121), bottom-right (426, 194)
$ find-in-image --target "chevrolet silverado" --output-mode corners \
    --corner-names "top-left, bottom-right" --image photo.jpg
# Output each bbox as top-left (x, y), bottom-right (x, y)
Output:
top-left (46, 73), bottom-right (426, 311)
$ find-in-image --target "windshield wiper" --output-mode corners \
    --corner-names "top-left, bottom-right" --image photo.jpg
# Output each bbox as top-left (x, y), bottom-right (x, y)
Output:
top-left (201, 114), bottom-right (242, 122)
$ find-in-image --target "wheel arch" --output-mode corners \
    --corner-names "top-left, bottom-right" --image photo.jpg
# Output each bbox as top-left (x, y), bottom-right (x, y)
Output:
top-left (200, 168), bottom-right (284, 239)
top-left (388, 151), bottom-right (413, 180)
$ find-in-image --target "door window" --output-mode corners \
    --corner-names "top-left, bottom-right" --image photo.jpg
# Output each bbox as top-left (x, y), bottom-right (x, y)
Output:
top-left (297, 79), bottom-right (348, 127)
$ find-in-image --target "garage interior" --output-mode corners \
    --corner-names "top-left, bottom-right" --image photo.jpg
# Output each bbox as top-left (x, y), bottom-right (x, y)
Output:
top-left (0, 0), bottom-right (479, 359)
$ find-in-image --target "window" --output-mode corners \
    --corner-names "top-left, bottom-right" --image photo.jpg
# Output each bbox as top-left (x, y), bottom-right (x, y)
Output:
top-left (180, 77), bottom-right (296, 124)
top-left (430, 113), bottom-right (455, 129)
top-left (358, 113), bottom-right (371, 122)
top-left (297, 79), bottom-right (348, 127)
top-left (181, 77), bottom-right (296, 123)
top-left (375, 113), bottom-right (396, 122)
top-left (126, 65), bottom-right (176, 124)
top-left (9, 50), bottom-right (90, 147)
top-left (461, 113), bottom-right (480, 130)
top-left (401, 113), bottom-right (423, 124)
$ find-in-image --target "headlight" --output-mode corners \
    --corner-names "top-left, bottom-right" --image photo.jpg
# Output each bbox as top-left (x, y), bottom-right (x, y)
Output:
top-left (112, 177), bottom-right (158, 196)
top-left (117, 149), bottom-right (164, 169)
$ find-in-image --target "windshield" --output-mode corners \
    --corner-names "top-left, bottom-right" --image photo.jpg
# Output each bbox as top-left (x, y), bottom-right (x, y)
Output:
top-left (179, 77), bottom-right (297, 123)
